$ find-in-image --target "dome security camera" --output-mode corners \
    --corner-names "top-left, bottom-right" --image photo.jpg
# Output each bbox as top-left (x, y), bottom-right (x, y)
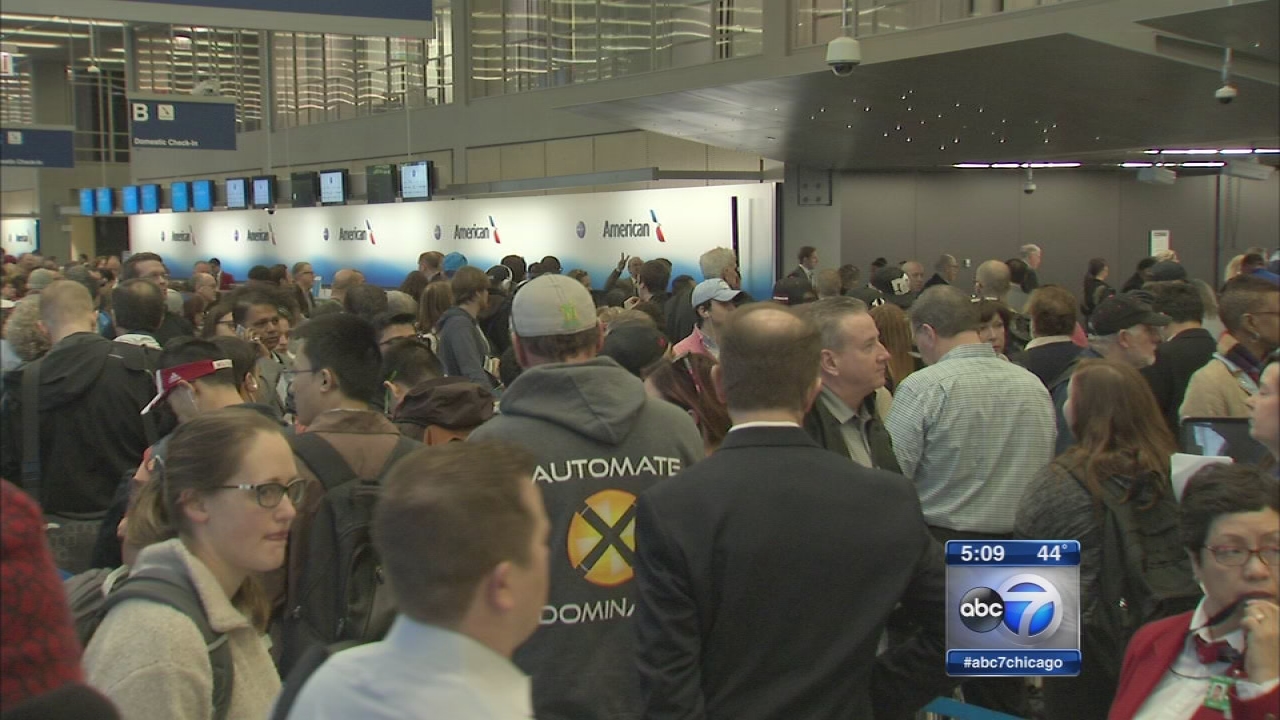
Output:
top-left (1023, 168), bottom-right (1036, 195)
top-left (826, 36), bottom-right (862, 77)
top-left (1214, 84), bottom-right (1237, 104)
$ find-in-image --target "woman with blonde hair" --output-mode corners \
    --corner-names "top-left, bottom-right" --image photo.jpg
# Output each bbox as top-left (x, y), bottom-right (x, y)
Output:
top-left (83, 408), bottom-right (301, 720)
top-left (869, 302), bottom-right (922, 392)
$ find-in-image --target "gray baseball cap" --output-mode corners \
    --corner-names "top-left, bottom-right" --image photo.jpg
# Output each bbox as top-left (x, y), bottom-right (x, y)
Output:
top-left (511, 274), bottom-right (598, 338)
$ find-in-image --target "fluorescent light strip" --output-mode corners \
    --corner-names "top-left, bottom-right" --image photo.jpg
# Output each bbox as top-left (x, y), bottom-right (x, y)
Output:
top-left (1180, 162), bottom-right (1226, 167)
top-left (1219, 148), bottom-right (1255, 155)
top-left (990, 163), bottom-right (1021, 169)
top-left (1121, 162), bottom-right (1153, 168)
top-left (952, 163), bottom-right (990, 169)
top-left (1255, 149), bottom-right (1280, 154)
top-left (1027, 162), bottom-right (1081, 169)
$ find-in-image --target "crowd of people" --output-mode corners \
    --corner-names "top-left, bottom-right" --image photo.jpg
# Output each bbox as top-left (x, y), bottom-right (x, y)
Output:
top-left (0, 239), bottom-right (1277, 720)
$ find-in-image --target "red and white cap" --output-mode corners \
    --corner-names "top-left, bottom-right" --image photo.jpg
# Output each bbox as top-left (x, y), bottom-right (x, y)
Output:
top-left (140, 358), bottom-right (233, 415)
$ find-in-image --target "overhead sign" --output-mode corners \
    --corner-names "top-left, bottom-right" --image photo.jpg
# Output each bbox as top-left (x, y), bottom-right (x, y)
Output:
top-left (126, 0), bottom-right (430, 21)
top-left (129, 96), bottom-right (237, 151)
top-left (1, 218), bottom-right (39, 254)
top-left (129, 183), bottom-right (778, 301)
top-left (0, 126), bottom-right (75, 168)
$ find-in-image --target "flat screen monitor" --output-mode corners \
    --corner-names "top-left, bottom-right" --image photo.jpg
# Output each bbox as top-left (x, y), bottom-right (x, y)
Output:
top-left (225, 177), bottom-right (247, 209)
top-left (95, 187), bottom-right (114, 216)
top-left (366, 164), bottom-right (396, 204)
top-left (399, 160), bottom-right (432, 200)
top-left (171, 181), bottom-right (191, 212)
top-left (140, 184), bottom-right (160, 213)
top-left (251, 175), bottom-right (276, 208)
top-left (290, 171), bottom-right (318, 208)
top-left (79, 188), bottom-right (95, 216)
top-left (121, 185), bottom-right (140, 215)
top-left (192, 180), bottom-right (214, 212)
top-left (319, 169), bottom-right (348, 205)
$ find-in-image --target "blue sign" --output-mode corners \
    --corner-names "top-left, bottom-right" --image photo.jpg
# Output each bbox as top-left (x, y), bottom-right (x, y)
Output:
top-left (171, 182), bottom-right (191, 212)
top-left (79, 189), bottom-right (95, 216)
top-left (122, 186), bottom-right (140, 215)
top-left (125, 0), bottom-right (430, 21)
top-left (95, 188), bottom-right (114, 216)
top-left (141, 184), bottom-right (160, 213)
top-left (192, 180), bottom-right (214, 211)
top-left (130, 98), bottom-right (237, 151)
top-left (1, 126), bottom-right (75, 168)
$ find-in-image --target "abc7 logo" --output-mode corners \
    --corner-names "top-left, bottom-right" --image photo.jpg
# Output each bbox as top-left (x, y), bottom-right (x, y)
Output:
top-left (958, 573), bottom-right (1064, 647)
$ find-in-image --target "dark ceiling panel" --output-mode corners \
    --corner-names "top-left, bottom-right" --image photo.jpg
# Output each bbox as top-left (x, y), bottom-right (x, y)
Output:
top-left (563, 34), bottom-right (1279, 170)
top-left (1139, 0), bottom-right (1279, 63)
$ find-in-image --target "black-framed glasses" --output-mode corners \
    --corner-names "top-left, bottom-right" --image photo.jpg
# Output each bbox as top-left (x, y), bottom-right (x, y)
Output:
top-left (214, 479), bottom-right (305, 509)
top-left (1204, 544), bottom-right (1280, 567)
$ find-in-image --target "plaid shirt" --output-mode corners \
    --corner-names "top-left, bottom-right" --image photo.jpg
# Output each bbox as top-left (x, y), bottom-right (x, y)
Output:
top-left (885, 342), bottom-right (1057, 533)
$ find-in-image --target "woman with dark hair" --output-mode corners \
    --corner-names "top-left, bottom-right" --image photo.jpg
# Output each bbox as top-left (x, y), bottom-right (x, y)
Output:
top-left (83, 409), bottom-right (301, 719)
top-left (1121, 257), bottom-right (1158, 294)
top-left (200, 301), bottom-right (237, 339)
top-left (1016, 359), bottom-right (1185, 720)
top-left (1083, 258), bottom-right (1115, 318)
top-left (643, 352), bottom-right (730, 455)
top-left (976, 299), bottom-right (1016, 358)
top-left (398, 270), bottom-right (429, 302)
top-left (1109, 463), bottom-right (1278, 719)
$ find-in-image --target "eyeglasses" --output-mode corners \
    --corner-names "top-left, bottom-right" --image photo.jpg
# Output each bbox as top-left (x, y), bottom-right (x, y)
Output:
top-left (1204, 544), bottom-right (1280, 567)
top-left (214, 479), bottom-right (305, 509)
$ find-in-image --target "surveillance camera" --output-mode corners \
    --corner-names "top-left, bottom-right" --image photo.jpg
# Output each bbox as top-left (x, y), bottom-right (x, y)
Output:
top-left (265, 207), bottom-right (275, 215)
top-left (86, 64), bottom-right (101, 75)
top-left (826, 36), bottom-right (862, 77)
top-left (1214, 84), bottom-right (1237, 104)
top-left (1023, 179), bottom-right (1037, 195)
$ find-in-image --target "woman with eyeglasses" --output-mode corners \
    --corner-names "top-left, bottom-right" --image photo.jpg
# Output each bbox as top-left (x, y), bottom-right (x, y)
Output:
top-left (1109, 463), bottom-right (1279, 719)
top-left (83, 408), bottom-right (302, 720)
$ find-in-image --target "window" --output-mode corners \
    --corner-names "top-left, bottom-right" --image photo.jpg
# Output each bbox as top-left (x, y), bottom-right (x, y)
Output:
top-left (133, 25), bottom-right (264, 132)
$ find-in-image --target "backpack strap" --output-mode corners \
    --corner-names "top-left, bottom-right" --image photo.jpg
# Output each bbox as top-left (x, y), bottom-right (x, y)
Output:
top-left (290, 433), bottom-right (357, 492)
top-left (104, 568), bottom-right (235, 720)
top-left (20, 357), bottom-right (43, 502)
top-left (377, 436), bottom-right (421, 476)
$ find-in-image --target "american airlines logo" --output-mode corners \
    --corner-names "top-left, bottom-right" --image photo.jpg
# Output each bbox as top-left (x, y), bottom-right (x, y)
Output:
top-left (602, 210), bottom-right (665, 242)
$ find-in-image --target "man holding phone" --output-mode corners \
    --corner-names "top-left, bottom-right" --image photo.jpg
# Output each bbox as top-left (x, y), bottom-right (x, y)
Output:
top-left (230, 289), bottom-right (289, 416)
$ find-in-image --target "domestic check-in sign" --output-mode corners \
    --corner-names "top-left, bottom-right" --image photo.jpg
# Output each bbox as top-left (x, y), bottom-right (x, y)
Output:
top-left (129, 95), bottom-right (237, 151)
top-left (0, 125), bottom-right (75, 168)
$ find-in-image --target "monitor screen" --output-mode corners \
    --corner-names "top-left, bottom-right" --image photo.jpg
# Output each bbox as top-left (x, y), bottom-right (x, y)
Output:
top-left (319, 169), bottom-right (347, 205)
top-left (225, 178), bottom-right (247, 209)
top-left (399, 161), bottom-right (432, 200)
top-left (95, 187), bottom-right (114, 216)
top-left (79, 188), bottom-right (95, 216)
top-left (366, 164), bottom-right (396, 204)
top-left (192, 180), bottom-right (214, 212)
top-left (140, 184), bottom-right (160, 213)
top-left (251, 176), bottom-right (276, 208)
top-left (122, 186), bottom-right (140, 215)
top-left (171, 181), bottom-right (191, 212)
top-left (290, 171), bottom-right (318, 208)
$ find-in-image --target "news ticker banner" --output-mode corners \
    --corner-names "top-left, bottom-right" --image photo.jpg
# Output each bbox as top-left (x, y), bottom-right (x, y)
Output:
top-left (128, 182), bottom-right (779, 302)
top-left (129, 96), bottom-right (237, 152)
top-left (946, 540), bottom-right (1082, 677)
top-left (1, 217), bottom-right (39, 254)
top-left (0, 125), bottom-right (75, 168)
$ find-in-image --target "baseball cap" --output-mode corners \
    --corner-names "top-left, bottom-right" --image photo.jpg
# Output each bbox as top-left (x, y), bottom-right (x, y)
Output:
top-left (872, 266), bottom-right (912, 296)
top-left (847, 286), bottom-right (886, 308)
top-left (141, 358), bottom-right (234, 414)
top-left (442, 252), bottom-right (468, 277)
top-left (601, 325), bottom-right (670, 378)
top-left (770, 276), bottom-right (813, 306)
top-left (1148, 261), bottom-right (1187, 282)
top-left (1089, 293), bottom-right (1171, 336)
top-left (510, 274), bottom-right (598, 338)
top-left (692, 278), bottom-right (743, 308)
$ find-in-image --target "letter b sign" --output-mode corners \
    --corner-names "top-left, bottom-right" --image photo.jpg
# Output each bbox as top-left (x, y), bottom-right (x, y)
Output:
top-left (959, 587), bottom-right (1004, 633)
top-left (132, 103), bottom-right (149, 122)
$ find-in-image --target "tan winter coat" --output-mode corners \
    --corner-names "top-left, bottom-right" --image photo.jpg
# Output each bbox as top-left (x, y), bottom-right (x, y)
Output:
top-left (83, 538), bottom-right (281, 720)
top-left (1179, 335), bottom-right (1257, 419)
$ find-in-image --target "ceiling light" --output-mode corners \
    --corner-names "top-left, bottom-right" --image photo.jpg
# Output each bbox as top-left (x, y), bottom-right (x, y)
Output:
top-left (953, 163), bottom-right (990, 169)
top-left (1121, 162), bottom-right (1154, 168)
top-left (1143, 150), bottom-right (1160, 155)
top-left (1161, 149), bottom-right (1218, 155)
top-left (1180, 161), bottom-right (1226, 167)
top-left (1219, 148), bottom-right (1255, 155)
top-left (1255, 148), bottom-right (1280, 154)
top-left (4, 40), bottom-right (60, 48)
top-left (991, 163), bottom-right (1021, 169)
top-left (1027, 162), bottom-right (1081, 169)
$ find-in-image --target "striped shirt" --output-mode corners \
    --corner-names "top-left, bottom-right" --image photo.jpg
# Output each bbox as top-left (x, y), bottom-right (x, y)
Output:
top-left (885, 342), bottom-right (1057, 533)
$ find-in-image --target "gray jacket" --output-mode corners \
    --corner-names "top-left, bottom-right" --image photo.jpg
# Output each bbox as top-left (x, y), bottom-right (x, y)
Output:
top-left (469, 356), bottom-right (703, 720)
top-left (436, 306), bottom-right (495, 391)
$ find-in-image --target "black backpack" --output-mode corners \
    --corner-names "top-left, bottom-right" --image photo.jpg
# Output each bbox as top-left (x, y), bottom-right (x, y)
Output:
top-left (1068, 464), bottom-right (1201, 680)
top-left (64, 560), bottom-right (234, 720)
top-left (278, 432), bottom-right (420, 675)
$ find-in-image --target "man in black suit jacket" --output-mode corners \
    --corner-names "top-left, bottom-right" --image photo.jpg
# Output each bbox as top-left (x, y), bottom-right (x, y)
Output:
top-left (634, 303), bottom-right (951, 720)
top-left (1141, 281), bottom-right (1217, 434)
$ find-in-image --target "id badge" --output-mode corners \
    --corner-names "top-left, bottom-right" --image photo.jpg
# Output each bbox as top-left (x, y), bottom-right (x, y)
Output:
top-left (1203, 675), bottom-right (1235, 712)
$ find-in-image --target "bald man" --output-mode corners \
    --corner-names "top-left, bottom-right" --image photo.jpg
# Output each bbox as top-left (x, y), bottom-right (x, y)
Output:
top-left (1, 281), bottom-right (162, 521)
top-left (330, 268), bottom-right (365, 304)
top-left (974, 260), bottom-right (1012, 303)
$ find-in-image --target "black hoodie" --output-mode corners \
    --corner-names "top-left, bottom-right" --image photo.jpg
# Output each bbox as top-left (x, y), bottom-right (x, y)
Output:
top-left (1, 333), bottom-right (162, 514)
